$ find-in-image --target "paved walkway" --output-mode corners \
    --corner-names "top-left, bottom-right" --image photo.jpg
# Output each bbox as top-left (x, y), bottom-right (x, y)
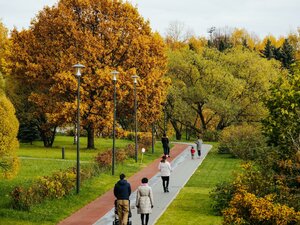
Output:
top-left (58, 143), bottom-right (211, 225)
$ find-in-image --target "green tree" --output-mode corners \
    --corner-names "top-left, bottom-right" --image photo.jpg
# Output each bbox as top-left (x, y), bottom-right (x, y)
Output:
top-left (216, 70), bottom-right (300, 219)
top-left (18, 121), bottom-right (40, 144)
top-left (280, 38), bottom-right (295, 70)
top-left (166, 46), bottom-right (282, 134)
top-left (261, 38), bottom-right (295, 71)
top-left (261, 39), bottom-right (275, 59)
top-left (165, 83), bottom-right (196, 140)
top-left (263, 71), bottom-right (300, 157)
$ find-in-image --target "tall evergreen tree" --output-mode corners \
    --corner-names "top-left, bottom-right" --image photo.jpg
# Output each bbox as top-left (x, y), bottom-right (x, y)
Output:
top-left (272, 45), bottom-right (282, 60)
top-left (261, 39), bottom-right (274, 59)
top-left (280, 38), bottom-right (295, 70)
top-left (18, 121), bottom-right (40, 144)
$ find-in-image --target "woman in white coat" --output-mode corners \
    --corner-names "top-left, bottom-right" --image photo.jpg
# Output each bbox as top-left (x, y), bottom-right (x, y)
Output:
top-left (136, 177), bottom-right (154, 225)
top-left (158, 155), bottom-right (172, 192)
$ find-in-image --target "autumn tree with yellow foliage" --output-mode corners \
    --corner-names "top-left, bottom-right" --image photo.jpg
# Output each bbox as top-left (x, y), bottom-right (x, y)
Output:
top-left (8, 0), bottom-right (168, 148)
top-left (0, 21), bottom-right (19, 178)
top-left (0, 85), bottom-right (19, 179)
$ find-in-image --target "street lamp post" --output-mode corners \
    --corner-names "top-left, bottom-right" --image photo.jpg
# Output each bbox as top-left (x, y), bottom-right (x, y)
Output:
top-left (132, 75), bottom-right (139, 162)
top-left (152, 123), bottom-right (155, 154)
top-left (72, 63), bottom-right (85, 194)
top-left (111, 70), bottom-right (119, 176)
top-left (164, 103), bottom-right (167, 134)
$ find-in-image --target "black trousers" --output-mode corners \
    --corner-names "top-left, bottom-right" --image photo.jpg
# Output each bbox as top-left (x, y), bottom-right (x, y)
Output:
top-left (197, 150), bottom-right (201, 157)
top-left (161, 176), bottom-right (169, 192)
top-left (163, 146), bottom-right (169, 155)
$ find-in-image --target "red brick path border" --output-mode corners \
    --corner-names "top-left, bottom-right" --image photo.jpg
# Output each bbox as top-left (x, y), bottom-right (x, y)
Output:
top-left (57, 143), bottom-right (188, 225)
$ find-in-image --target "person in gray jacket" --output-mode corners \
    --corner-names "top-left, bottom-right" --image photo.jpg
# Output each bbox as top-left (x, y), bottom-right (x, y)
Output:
top-left (158, 155), bottom-right (172, 192)
top-left (136, 177), bottom-right (154, 225)
top-left (195, 137), bottom-right (203, 158)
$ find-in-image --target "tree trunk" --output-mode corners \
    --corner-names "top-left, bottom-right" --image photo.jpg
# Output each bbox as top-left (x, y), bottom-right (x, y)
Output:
top-left (40, 126), bottom-right (56, 147)
top-left (86, 126), bottom-right (95, 149)
top-left (197, 103), bottom-right (207, 130)
top-left (176, 130), bottom-right (182, 140)
top-left (170, 119), bottom-right (182, 140)
top-left (216, 117), bottom-right (227, 130)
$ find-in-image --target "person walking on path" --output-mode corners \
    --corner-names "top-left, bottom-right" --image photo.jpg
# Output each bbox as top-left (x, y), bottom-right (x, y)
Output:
top-left (190, 146), bottom-right (196, 159)
top-left (114, 173), bottom-right (131, 225)
top-left (195, 137), bottom-right (203, 158)
top-left (136, 177), bottom-right (154, 225)
top-left (158, 155), bottom-right (172, 193)
top-left (161, 133), bottom-right (170, 157)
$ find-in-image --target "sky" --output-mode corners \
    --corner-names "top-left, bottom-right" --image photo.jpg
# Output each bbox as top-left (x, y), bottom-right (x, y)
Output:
top-left (0, 0), bottom-right (299, 39)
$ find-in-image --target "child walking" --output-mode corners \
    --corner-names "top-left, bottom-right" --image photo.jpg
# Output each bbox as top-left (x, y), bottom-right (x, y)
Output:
top-left (190, 146), bottom-right (196, 159)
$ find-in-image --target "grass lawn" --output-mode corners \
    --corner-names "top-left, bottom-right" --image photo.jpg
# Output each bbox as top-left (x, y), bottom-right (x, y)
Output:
top-left (0, 136), bottom-right (165, 225)
top-left (155, 143), bottom-right (242, 225)
top-left (18, 135), bottom-right (133, 161)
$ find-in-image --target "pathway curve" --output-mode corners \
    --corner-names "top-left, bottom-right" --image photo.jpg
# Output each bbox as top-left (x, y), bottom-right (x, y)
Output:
top-left (58, 143), bottom-right (211, 225)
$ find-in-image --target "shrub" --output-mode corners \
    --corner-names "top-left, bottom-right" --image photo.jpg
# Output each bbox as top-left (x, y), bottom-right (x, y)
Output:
top-left (94, 147), bottom-right (129, 169)
top-left (124, 132), bottom-right (152, 155)
top-left (203, 130), bottom-right (219, 142)
top-left (115, 128), bottom-right (126, 139)
top-left (223, 190), bottom-right (300, 225)
top-left (124, 144), bottom-right (136, 158)
top-left (138, 132), bottom-right (152, 148)
top-left (80, 164), bottom-right (98, 180)
top-left (94, 150), bottom-right (112, 169)
top-left (116, 149), bottom-right (127, 162)
top-left (11, 186), bottom-right (32, 210)
top-left (126, 131), bottom-right (135, 141)
top-left (11, 170), bottom-right (76, 210)
top-left (98, 127), bottom-right (127, 139)
top-left (210, 181), bottom-right (236, 215)
top-left (210, 162), bottom-right (275, 216)
top-left (218, 124), bottom-right (266, 160)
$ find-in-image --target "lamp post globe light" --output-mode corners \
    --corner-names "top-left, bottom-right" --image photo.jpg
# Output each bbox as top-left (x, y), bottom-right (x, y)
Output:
top-left (132, 75), bottom-right (139, 162)
top-left (72, 63), bottom-right (85, 194)
top-left (111, 70), bottom-right (119, 176)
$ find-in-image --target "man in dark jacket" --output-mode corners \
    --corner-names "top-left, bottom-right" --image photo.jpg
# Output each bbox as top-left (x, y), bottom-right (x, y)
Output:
top-left (161, 133), bottom-right (170, 157)
top-left (114, 173), bottom-right (131, 225)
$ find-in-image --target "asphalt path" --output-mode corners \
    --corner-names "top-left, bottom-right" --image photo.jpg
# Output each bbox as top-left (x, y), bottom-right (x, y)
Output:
top-left (93, 143), bottom-right (212, 225)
